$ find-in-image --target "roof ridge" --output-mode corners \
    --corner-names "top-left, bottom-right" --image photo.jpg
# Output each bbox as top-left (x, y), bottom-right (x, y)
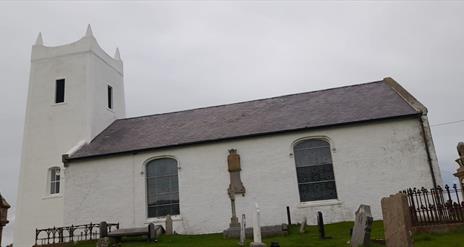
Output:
top-left (119, 79), bottom-right (384, 122)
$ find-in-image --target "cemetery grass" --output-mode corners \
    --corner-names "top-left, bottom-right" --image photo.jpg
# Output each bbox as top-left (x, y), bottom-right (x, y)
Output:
top-left (414, 225), bottom-right (464, 247)
top-left (70, 221), bottom-right (464, 247)
top-left (71, 221), bottom-right (386, 247)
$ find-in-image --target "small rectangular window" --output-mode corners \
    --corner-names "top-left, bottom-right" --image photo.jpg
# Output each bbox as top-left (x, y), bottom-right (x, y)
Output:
top-left (107, 85), bottom-right (113, 109)
top-left (50, 167), bottom-right (61, 194)
top-left (55, 79), bottom-right (65, 103)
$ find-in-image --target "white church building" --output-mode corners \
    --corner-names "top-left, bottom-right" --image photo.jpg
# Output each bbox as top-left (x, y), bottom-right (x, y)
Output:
top-left (14, 26), bottom-right (442, 246)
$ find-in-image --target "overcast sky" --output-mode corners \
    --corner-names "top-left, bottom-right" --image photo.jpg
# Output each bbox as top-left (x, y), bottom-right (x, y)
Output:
top-left (1, 1), bottom-right (464, 246)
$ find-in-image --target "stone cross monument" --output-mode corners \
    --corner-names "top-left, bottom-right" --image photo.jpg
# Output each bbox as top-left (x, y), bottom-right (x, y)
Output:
top-left (227, 149), bottom-right (246, 228)
top-left (0, 193), bottom-right (11, 246)
top-left (228, 149), bottom-right (246, 195)
top-left (454, 142), bottom-right (464, 195)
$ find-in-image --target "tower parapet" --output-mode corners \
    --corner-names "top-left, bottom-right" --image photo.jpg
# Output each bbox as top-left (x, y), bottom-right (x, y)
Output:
top-left (32, 25), bottom-right (123, 74)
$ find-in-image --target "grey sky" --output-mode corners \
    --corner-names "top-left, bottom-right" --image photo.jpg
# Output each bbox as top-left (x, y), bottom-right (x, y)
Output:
top-left (1, 1), bottom-right (464, 246)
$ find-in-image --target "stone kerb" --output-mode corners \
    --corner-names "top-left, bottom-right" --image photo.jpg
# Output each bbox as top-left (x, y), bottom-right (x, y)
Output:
top-left (381, 193), bottom-right (413, 247)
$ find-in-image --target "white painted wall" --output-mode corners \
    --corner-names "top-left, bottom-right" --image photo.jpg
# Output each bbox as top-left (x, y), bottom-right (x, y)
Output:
top-left (14, 29), bottom-right (125, 247)
top-left (64, 117), bottom-right (442, 235)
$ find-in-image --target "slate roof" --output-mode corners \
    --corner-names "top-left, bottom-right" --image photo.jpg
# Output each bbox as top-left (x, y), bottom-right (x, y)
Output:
top-left (68, 79), bottom-right (421, 161)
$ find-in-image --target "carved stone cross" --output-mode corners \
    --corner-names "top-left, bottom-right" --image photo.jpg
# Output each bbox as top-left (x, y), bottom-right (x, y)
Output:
top-left (227, 149), bottom-right (246, 195)
top-left (227, 149), bottom-right (245, 228)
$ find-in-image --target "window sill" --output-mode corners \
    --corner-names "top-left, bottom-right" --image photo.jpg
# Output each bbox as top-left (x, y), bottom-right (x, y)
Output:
top-left (42, 194), bottom-right (63, 200)
top-left (298, 199), bottom-right (342, 208)
top-left (145, 215), bottom-right (182, 224)
top-left (52, 102), bottom-right (67, 107)
top-left (106, 107), bottom-right (114, 113)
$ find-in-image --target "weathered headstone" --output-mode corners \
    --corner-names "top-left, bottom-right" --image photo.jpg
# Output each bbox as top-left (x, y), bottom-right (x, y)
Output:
top-left (317, 211), bottom-right (325, 239)
top-left (240, 214), bottom-right (246, 246)
top-left (154, 224), bottom-right (165, 237)
top-left (165, 215), bottom-right (173, 235)
top-left (351, 205), bottom-right (373, 247)
top-left (299, 217), bottom-right (307, 233)
top-left (148, 223), bottom-right (156, 241)
top-left (250, 203), bottom-right (265, 247)
top-left (381, 193), bottom-right (413, 247)
top-left (99, 221), bottom-right (108, 238)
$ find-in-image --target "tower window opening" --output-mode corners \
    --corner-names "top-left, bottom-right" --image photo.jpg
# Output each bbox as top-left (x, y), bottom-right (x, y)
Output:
top-left (107, 85), bottom-right (113, 109)
top-left (55, 79), bottom-right (65, 103)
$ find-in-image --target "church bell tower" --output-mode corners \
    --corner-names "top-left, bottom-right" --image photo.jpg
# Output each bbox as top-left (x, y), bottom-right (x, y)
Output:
top-left (14, 25), bottom-right (126, 246)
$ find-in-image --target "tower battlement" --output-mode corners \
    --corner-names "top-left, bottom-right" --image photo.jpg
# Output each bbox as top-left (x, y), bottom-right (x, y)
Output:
top-left (31, 25), bottom-right (123, 74)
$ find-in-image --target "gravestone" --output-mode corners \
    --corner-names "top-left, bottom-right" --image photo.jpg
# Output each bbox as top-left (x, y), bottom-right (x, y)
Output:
top-left (317, 211), bottom-right (325, 239)
top-left (240, 214), bottom-right (246, 246)
top-left (250, 203), bottom-right (266, 247)
top-left (381, 193), bottom-right (413, 247)
top-left (351, 205), bottom-right (373, 247)
top-left (299, 217), bottom-right (307, 233)
top-left (99, 221), bottom-right (108, 238)
top-left (148, 223), bottom-right (156, 241)
top-left (165, 215), bottom-right (173, 235)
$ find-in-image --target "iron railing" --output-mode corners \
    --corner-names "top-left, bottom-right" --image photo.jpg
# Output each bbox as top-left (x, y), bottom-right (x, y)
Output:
top-left (402, 184), bottom-right (464, 226)
top-left (34, 222), bottom-right (119, 246)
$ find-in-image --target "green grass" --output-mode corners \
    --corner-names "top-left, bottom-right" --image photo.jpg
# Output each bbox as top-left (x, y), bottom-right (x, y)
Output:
top-left (70, 221), bottom-right (464, 247)
top-left (414, 225), bottom-right (464, 247)
top-left (71, 221), bottom-right (384, 247)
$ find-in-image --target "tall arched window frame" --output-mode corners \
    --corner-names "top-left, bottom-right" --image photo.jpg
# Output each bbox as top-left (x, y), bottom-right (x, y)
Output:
top-left (49, 167), bottom-right (61, 195)
top-left (293, 139), bottom-right (337, 202)
top-left (146, 158), bottom-right (180, 218)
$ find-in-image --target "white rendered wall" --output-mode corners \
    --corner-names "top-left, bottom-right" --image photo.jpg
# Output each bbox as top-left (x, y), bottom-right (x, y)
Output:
top-left (64, 117), bottom-right (442, 234)
top-left (14, 30), bottom-right (125, 247)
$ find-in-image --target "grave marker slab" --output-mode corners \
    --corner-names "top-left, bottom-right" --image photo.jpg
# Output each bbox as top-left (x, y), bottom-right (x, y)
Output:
top-left (299, 217), bottom-right (307, 233)
top-left (351, 205), bottom-right (373, 247)
top-left (165, 215), bottom-right (173, 235)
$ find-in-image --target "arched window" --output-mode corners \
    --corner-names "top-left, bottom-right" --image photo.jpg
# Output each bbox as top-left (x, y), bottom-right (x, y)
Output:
top-left (146, 158), bottom-right (180, 218)
top-left (49, 167), bottom-right (61, 194)
top-left (293, 139), bottom-right (337, 202)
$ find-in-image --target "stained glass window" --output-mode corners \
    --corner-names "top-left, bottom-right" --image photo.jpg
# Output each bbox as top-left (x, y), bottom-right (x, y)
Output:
top-left (146, 158), bottom-right (180, 217)
top-left (294, 139), bottom-right (337, 201)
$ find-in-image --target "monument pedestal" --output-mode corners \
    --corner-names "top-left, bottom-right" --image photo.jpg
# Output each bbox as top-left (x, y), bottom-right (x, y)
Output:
top-left (250, 242), bottom-right (266, 247)
top-left (230, 216), bottom-right (240, 228)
